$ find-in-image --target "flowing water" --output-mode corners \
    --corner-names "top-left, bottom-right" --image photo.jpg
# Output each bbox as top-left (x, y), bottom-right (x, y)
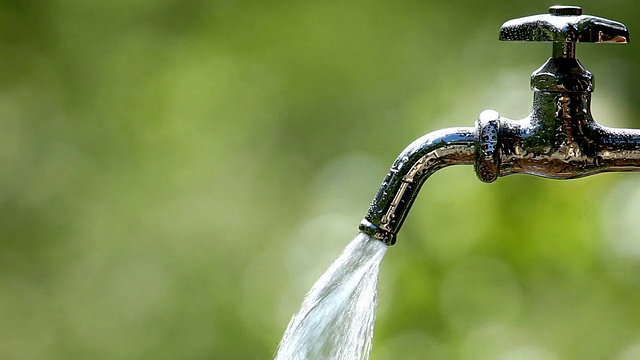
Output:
top-left (275, 232), bottom-right (389, 360)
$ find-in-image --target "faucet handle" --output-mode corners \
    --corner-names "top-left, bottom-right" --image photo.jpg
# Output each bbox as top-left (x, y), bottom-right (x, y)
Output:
top-left (499, 6), bottom-right (629, 44)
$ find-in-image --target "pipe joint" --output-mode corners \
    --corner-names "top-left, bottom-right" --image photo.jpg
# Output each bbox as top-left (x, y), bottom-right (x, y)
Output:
top-left (475, 110), bottom-right (501, 183)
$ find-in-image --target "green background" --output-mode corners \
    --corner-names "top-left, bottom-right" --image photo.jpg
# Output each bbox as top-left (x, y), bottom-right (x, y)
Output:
top-left (2, 0), bottom-right (640, 359)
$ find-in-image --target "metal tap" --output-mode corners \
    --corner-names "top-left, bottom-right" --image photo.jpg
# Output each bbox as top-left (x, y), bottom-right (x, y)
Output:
top-left (359, 5), bottom-right (637, 245)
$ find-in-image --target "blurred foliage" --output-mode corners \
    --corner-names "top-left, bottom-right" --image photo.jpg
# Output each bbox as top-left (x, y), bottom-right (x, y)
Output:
top-left (2, 0), bottom-right (640, 359)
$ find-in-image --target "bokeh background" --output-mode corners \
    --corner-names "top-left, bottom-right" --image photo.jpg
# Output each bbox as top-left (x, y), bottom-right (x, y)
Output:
top-left (2, 0), bottom-right (640, 359)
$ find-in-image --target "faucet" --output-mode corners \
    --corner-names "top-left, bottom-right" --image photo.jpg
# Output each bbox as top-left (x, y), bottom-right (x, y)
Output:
top-left (359, 5), bottom-right (637, 245)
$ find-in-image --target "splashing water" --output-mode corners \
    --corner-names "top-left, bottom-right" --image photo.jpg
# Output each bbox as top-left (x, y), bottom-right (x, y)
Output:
top-left (275, 232), bottom-right (389, 360)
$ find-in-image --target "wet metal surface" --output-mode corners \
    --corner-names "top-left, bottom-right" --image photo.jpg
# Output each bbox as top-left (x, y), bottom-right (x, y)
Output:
top-left (361, 6), bottom-right (639, 245)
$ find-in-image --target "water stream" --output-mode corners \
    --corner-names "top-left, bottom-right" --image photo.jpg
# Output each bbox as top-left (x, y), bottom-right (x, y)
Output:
top-left (275, 232), bottom-right (389, 360)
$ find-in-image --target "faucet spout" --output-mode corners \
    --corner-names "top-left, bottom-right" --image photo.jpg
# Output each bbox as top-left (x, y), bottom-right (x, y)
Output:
top-left (359, 127), bottom-right (476, 245)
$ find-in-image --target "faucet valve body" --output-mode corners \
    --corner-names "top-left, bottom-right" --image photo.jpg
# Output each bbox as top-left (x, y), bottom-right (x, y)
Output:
top-left (362, 6), bottom-right (638, 245)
